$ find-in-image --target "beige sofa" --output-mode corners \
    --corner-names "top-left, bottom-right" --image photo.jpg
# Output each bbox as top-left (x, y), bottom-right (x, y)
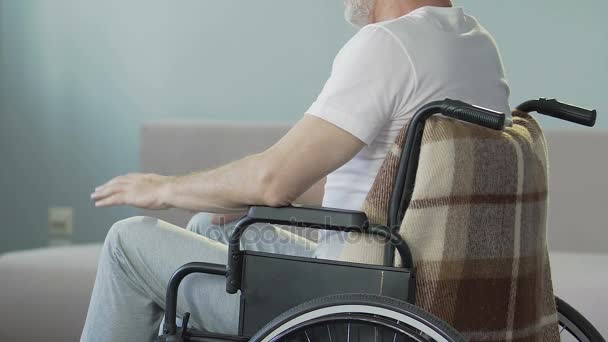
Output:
top-left (1, 122), bottom-right (606, 341)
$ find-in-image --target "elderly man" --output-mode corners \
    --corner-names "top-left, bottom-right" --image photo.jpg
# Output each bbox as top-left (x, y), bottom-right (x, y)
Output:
top-left (81, 0), bottom-right (510, 340)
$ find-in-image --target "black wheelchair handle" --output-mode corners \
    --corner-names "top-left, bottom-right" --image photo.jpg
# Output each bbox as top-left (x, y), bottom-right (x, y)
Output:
top-left (442, 99), bottom-right (506, 130)
top-left (517, 98), bottom-right (597, 127)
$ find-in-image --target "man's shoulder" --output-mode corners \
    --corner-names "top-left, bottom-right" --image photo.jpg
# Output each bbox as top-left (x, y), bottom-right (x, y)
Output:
top-left (368, 11), bottom-right (432, 35)
top-left (352, 16), bottom-right (436, 55)
top-left (337, 24), bottom-right (405, 61)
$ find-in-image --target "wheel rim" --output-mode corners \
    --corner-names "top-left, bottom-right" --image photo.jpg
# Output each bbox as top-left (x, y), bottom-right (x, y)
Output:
top-left (260, 305), bottom-right (453, 342)
top-left (559, 312), bottom-right (591, 342)
top-left (269, 314), bottom-right (430, 342)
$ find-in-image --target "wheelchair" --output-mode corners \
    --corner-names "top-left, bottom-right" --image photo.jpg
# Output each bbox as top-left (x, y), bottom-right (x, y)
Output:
top-left (158, 98), bottom-right (604, 342)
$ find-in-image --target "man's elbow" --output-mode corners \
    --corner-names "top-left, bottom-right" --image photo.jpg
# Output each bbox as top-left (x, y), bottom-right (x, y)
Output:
top-left (258, 167), bottom-right (297, 208)
top-left (263, 190), bottom-right (293, 208)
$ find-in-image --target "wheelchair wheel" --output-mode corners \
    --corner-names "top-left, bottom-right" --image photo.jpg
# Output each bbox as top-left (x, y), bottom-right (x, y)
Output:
top-left (557, 297), bottom-right (605, 342)
top-left (249, 293), bottom-right (465, 342)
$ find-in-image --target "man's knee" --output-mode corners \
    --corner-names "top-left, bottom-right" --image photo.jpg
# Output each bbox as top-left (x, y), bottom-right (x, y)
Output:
top-left (105, 216), bottom-right (157, 249)
top-left (186, 212), bottom-right (214, 233)
top-left (187, 213), bottom-right (226, 242)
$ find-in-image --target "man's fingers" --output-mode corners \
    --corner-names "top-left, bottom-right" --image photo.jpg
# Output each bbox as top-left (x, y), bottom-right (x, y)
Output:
top-left (104, 177), bottom-right (127, 188)
top-left (95, 177), bottom-right (117, 191)
top-left (91, 184), bottom-right (125, 200)
top-left (92, 173), bottom-right (150, 208)
top-left (95, 193), bottom-right (125, 207)
top-left (95, 174), bottom-right (137, 191)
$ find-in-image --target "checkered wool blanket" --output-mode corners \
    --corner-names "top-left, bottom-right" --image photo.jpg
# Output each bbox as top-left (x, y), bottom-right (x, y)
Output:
top-left (340, 111), bottom-right (560, 342)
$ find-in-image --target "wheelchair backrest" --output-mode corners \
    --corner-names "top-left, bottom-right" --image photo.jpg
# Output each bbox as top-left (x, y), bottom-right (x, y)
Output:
top-left (339, 110), bottom-right (560, 341)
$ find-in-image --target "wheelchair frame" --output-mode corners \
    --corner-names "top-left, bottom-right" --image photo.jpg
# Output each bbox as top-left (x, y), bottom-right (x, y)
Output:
top-left (158, 98), bottom-right (599, 342)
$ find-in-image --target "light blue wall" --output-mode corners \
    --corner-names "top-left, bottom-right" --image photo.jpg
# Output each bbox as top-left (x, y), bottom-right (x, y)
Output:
top-left (461, 0), bottom-right (608, 122)
top-left (1, 0), bottom-right (606, 253)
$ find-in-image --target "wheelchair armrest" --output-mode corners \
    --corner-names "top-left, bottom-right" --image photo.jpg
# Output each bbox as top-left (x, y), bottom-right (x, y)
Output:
top-left (226, 205), bottom-right (374, 294)
top-left (245, 205), bottom-right (369, 230)
top-left (226, 205), bottom-right (414, 294)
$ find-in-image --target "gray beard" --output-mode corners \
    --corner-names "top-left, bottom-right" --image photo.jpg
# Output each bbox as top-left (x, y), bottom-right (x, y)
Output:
top-left (344, 0), bottom-right (375, 28)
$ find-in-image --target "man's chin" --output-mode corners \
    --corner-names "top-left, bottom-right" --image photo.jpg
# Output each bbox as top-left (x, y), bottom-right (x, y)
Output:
top-left (344, 10), bottom-right (369, 28)
top-left (344, 0), bottom-right (373, 28)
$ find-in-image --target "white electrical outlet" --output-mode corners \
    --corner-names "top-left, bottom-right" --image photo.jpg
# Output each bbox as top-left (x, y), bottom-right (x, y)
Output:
top-left (48, 207), bottom-right (74, 236)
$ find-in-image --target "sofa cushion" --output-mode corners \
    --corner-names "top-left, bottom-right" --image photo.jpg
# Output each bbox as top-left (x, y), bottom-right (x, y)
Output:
top-left (0, 244), bottom-right (102, 342)
top-left (550, 251), bottom-right (608, 339)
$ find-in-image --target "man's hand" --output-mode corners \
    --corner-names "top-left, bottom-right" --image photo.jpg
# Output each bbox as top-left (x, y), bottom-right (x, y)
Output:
top-left (91, 173), bottom-right (174, 209)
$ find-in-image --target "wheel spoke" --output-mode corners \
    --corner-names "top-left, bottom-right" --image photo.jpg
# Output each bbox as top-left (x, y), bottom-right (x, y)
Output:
top-left (393, 320), bottom-right (399, 342)
top-left (347, 321), bottom-right (351, 342)
top-left (304, 330), bottom-right (311, 342)
top-left (327, 325), bottom-right (333, 342)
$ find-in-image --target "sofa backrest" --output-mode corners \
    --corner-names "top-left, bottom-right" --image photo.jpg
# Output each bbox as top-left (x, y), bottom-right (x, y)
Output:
top-left (543, 130), bottom-right (608, 254)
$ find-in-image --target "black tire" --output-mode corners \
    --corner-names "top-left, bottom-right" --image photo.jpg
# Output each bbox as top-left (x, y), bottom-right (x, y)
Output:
top-left (249, 293), bottom-right (466, 342)
top-left (557, 296), bottom-right (605, 342)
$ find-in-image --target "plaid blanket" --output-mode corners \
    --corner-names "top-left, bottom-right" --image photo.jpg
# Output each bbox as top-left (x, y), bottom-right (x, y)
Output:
top-left (339, 111), bottom-right (560, 342)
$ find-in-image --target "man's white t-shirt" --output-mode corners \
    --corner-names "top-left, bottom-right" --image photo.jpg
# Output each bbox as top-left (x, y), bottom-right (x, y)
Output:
top-left (307, 6), bottom-right (511, 212)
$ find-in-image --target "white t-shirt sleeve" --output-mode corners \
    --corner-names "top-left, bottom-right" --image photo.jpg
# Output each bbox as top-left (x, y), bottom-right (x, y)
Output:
top-left (307, 25), bottom-right (414, 145)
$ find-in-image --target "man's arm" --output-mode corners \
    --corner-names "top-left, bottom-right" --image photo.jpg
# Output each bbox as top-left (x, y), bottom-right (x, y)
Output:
top-left (209, 178), bottom-right (326, 224)
top-left (91, 115), bottom-right (364, 212)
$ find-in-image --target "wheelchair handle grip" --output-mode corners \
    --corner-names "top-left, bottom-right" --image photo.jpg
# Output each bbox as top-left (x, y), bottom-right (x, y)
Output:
top-left (518, 98), bottom-right (597, 127)
top-left (442, 99), bottom-right (506, 130)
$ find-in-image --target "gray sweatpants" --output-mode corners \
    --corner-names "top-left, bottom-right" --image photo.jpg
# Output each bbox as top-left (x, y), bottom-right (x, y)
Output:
top-left (80, 213), bottom-right (317, 342)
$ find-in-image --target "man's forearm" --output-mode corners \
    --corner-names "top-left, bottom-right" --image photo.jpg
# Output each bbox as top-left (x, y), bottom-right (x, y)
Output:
top-left (164, 153), bottom-right (289, 213)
